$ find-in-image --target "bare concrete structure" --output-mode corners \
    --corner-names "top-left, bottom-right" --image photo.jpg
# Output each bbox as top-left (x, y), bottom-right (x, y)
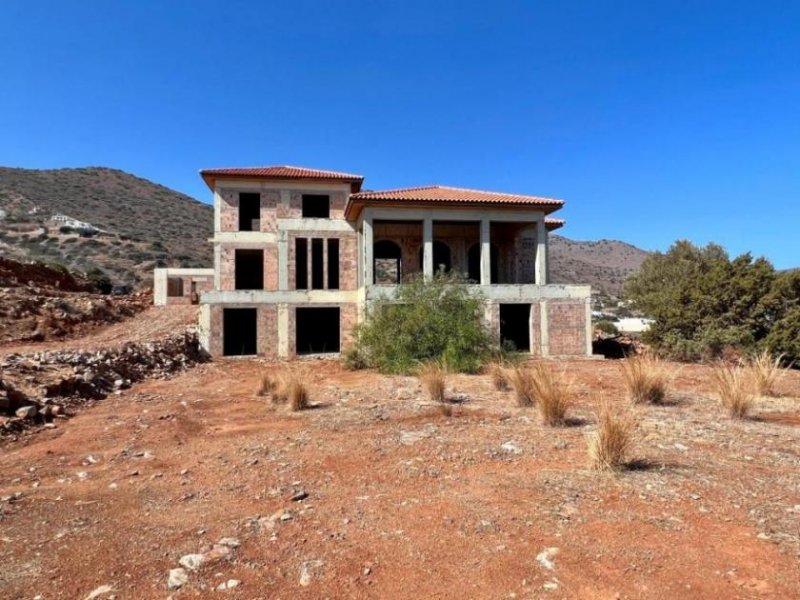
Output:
top-left (153, 268), bottom-right (214, 306)
top-left (192, 166), bottom-right (592, 358)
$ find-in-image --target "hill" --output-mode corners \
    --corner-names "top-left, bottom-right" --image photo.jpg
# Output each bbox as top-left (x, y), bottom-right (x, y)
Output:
top-left (548, 235), bottom-right (649, 296)
top-left (0, 166), bottom-right (648, 293)
top-left (0, 167), bottom-right (213, 285)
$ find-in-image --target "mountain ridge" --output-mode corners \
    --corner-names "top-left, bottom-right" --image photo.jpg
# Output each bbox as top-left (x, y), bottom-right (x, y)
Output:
top-left (0, 166), bottom-right (647, 294)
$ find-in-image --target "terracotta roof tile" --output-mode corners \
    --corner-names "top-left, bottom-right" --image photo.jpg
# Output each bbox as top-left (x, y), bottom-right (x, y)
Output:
top-left (200, 165), bottom-right (364, 191)
top-left (350, 185), bottom-right (563, 207)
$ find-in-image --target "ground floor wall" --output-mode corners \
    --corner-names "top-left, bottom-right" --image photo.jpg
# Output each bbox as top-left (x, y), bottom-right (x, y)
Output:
top-left (200, 296), bottom-right (590, 359)
top-left (203, 302), bottom-right (357, 359)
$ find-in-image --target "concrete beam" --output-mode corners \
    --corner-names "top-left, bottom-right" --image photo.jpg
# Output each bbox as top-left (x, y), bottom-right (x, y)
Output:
top-left (202, 289), bottom-right (360, 304)
top-left (365, 283), bottom-right (591, 302)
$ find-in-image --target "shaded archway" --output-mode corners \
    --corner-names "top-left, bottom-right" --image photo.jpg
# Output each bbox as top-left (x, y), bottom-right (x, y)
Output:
top-left (467, 243), bottom-right (498, 283)
top-left (418, 241), bottom-right (452, 274)
top-left (374, 240), bottom-right (402, 284)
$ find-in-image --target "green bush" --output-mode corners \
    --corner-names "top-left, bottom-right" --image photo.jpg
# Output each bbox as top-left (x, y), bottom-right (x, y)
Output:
top-left (625, 240), bottom-right (800, 364)
top-left (346, 272), bottom-right (493, 374)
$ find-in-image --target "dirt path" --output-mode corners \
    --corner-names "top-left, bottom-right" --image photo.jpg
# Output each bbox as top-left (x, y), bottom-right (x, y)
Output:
top-left (1, 359), bottom-right (798, 599)
top-left (0, 305), bottom-right (198, 357)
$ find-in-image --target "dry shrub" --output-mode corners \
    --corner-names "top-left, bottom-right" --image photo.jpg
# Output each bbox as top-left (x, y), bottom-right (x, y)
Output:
top-left (257, 372), bottom-right (279, 397)
top-left (284, 378), bottom-right (309, 411)
top-left (419, 361), bottom-right (447, 404)
top-left (587, 400), bottom-right (637, 471)
top-left (260, 371), bottom-right (309, 411)
top-left (620, 354), bottom-right (670, 405)
top-left (488, 361), bottom-right (510, 391)
top-left (712, 362), bottom-right (754, 419)
top-left (747, 350), bottom-right (785, 397)
top-left (529, 362), bottom-right (571, 426)
top-left (509, 366), bottom-right (535, 407)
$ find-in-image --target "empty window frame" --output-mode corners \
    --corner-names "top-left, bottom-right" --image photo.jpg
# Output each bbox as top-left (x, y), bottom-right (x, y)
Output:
top-left (234, 249), bottom-right (264, 290)
top-left (296, 307), bottom-right (340, 354)
top-left (302, 194), bottom-right (330, 218)
top-left (238, 193), bottom-right (261, 231)
top-left (166, 277), bottom-right (184, 297)
top-left (295, 237), bottom-right (339, 290)
top-left (327, 238), bottom-right (340, 289)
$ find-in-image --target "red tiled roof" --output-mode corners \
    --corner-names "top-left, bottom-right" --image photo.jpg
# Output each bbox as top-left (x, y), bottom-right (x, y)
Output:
top-left (200, 165), bottom-right (364, 191)
top-left (346, 185), bottom-right (563, 218)
top-left (545, 218), bottom-right (565, 230)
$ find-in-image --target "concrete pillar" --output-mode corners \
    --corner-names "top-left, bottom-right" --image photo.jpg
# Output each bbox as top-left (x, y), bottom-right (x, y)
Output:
top-left (277, 231), bottom-right (289, 290)
top-left (363, 214), bottom-right (374, 286)
top-left (423, 217), bottom-right (433, 279)
top-left (535, 218), bottom-right (547, 285)
top-left (480, 218), bottom-right (491, 285)
top-left (539, 301), bottom-right (550, 356)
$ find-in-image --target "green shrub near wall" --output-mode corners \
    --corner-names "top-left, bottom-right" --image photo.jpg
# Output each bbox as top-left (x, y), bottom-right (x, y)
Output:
top-left (345, 272), bottom-right (494, 374)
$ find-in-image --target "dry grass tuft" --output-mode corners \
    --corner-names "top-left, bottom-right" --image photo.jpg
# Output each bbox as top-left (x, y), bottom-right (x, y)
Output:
top-left (747, 350), bottom-right (785, 397)
top-left (529, 362), bottom-right (571, 426)
top-left (257, 372), bottom-right (279, 397)
top-left (509, 366), bottom-right (536, 407)
top-left (284, 378), bottom-right (309, 411)
top-left (488, 361), bottom-right (510, 391)
top-left (418, 361), bottom-right (447, 405)
top-left (712, 362), bottom-right (755, 419)
top-left (620, 354), bottom-right (670, 405)
top-left (586, 400), bottom-right (637, 471)
top-left (259, 371), bottom-right (309, 411)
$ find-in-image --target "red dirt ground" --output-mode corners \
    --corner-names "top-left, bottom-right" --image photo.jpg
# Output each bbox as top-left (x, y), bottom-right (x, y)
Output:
top-left (1, 355), bottom-right (799, 599)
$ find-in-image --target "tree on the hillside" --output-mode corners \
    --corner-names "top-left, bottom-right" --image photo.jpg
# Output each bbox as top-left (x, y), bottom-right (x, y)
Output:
top-left (86, 267), bottom-right (113, 294)
top-left (344, 272), bottom-right (493, 374)
top-left (625, 240), bottom-right (799, 362)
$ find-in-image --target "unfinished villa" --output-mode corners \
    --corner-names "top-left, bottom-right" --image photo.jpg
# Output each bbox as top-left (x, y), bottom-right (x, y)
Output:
top-left (157, 165), bottom-right (592, 358)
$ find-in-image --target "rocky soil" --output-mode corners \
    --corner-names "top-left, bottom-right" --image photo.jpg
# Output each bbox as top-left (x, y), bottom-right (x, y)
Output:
top-left (1, 358), bottom-right (798, 599)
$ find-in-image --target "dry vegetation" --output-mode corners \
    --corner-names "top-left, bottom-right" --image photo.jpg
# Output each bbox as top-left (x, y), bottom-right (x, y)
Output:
top-left (747, 350), bottom-right (786, 397)
top-left (712, 362), bottom-right (755, 419)
top-left (257, 370), bottom-right (309, 411)
top-left (509, 365), bottom-right (536, 407)
top-left (620, 354), bottom-right (671, 405)
top-left (487, 361), bottom-right (510, 391)
top-left (586, 400), bottom-right (638, 471)
top-left (528, 362), bottom-right (572, 426)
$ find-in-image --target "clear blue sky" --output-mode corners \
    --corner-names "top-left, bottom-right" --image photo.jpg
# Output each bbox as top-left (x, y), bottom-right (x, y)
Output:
top-left (1, 1), bottom-right (798, 268)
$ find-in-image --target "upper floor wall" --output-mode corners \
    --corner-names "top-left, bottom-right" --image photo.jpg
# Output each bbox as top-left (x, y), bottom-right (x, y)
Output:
top-left (213, 180), bottom-right (353, 235)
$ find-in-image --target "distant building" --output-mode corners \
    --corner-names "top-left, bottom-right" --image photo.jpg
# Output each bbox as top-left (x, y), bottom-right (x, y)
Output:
top-left (615, 318), bottom-right (654, 334)
top-left (49, 214), bottom-right (100, 232)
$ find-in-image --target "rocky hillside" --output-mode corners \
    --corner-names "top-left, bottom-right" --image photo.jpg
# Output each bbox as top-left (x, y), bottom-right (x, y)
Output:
top-left (548, 235), bottom-right (649, 296)
top-left (0, 167), bottom-right (213, 286)
top-left (0, 166), bottom-right (648, 293)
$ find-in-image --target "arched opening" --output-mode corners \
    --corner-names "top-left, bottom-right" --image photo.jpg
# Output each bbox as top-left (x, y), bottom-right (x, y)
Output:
top-left (418, 241), bottom-right (452, 274)
top-left (374, 240), bottom-right (402, 284)
top-left (467, 243), bottom-right (498, 283)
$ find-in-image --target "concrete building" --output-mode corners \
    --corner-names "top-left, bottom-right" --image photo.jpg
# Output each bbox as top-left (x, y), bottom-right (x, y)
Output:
top-left (153, 268), bottom-right (214, 305)
top-left (192, 165), bottom-right (592, 358)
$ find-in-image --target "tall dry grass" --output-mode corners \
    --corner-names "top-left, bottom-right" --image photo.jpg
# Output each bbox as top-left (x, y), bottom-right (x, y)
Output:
top-left (586, 400), bottom-right (637, 471)
top-left (712, 362), bottom-right (754, 419)
top-left (257, 370), bottom-right (309, 411)
top-left (509, 366), bottom-right (536, 407)
top-left (747, 350), bottom-right (785, 397)
top-left (419, 361), bottom-right (447, 404)
top-left (620, 354), bottom-right (670, 405)
top-left (487, 361), bottom-right (510, 391)
top-left (528, 362), bottom-right (571, 426)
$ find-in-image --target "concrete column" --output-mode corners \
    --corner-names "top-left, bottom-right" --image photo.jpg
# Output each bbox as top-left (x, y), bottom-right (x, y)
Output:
top-left (363, 214), bottom-right (374, 286)
top-left (423, 217), bottom-right (433, 278)
top-left (277, 231), bottom-right (289, 290)
top-left (479, 218), bottom-right (491, 285)
top-left (535, 218), bottom-right (547, 285)
top-left (539, 301), bottom-right (550, 356)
